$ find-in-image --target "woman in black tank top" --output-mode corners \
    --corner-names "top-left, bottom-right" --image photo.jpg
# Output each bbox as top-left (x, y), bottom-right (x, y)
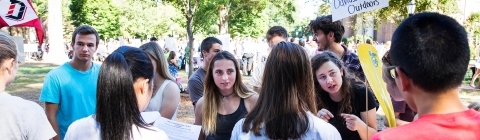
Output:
top-left (194, 51), bottom-right (258, 140)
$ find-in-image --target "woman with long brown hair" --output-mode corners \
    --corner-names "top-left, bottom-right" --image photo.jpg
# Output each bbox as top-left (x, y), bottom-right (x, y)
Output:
top-left (140, 42), bottom-right (180, 120)
top-left (194, 51), bottom-right (258, 139)
top-left (231, 42), bottom-right (341, 139)
top-left (312, 51), bottom-right (378, 140)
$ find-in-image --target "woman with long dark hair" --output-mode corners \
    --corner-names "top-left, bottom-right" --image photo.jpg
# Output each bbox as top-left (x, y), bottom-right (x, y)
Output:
top-left (312, 51), bottom-right (377, 140)
top-left (168, 51), bottom-right (180, 78)
top-left (65, 46), bottom-right (168, 139)
top-left (231, 42), bottom-right (341, 139)
top-left (194, 51), bottom-right (258, 139)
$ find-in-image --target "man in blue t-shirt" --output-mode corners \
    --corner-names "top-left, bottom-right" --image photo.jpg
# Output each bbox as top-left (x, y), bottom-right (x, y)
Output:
top-left (40, 25), bottom-right (101, 140)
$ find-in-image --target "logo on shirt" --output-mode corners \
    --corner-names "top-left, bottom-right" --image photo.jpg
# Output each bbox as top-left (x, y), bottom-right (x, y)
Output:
top-left (368, 51), bottom-right (378, 67)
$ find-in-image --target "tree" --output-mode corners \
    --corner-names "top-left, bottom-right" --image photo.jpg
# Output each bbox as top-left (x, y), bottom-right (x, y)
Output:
top-left (168, 0), bottom-right (203, 77)
top-left (212, 0), bottom-right (266, 35)
top-left (228, 6), bottom-right (268, 38)
top-left (203, 0), bottom-right (295, 35)
top-left (377, 0), bottom-right (460, 24)
top-left (261, 0), bottom-right (298, 38)
top-left (70, 0), bottom-right (121, 40)
top-left (113, 0), bottom-right (182, 39)
top-left (317, 1), bottom-right (331, 15)
top-left (63, 0), bottom-right (75, 42)
top-left (467, 12), bottom-right (480, 36)
top-left (466, 12), bottom-right (480, 58)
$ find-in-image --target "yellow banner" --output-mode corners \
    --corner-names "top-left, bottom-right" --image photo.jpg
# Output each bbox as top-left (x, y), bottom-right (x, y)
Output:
top-left (357, 44), bottom-right (396, 127)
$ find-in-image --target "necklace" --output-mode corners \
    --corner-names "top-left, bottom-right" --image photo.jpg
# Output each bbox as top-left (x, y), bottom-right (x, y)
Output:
top-left (221, 92), bottom-right (235, 104)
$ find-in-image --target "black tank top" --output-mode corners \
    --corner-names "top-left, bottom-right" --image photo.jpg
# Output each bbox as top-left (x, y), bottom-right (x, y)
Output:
top-left (206, 98), bottom-right (247, 140)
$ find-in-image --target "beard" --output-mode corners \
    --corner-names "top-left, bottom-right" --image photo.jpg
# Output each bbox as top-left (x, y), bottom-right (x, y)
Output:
top-left (317, 39), bottom-right (331, 51)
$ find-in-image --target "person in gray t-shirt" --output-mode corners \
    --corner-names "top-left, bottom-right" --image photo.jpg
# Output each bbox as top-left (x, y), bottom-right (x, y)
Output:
top-left (188, 37), bottom-right (223, 109)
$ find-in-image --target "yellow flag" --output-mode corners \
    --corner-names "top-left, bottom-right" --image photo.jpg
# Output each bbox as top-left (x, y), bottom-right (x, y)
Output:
top-left (357, 44), bottom-right (396, 127)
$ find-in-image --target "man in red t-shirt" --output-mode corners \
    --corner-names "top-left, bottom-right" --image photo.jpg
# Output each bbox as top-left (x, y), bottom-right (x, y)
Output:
top-left (372, 12), bottom-right (480, 140)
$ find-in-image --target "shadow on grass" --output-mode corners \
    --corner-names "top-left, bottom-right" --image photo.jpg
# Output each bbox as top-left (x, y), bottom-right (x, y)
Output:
top-left (5, 62), bottom-right (59, 106)
top-left (7, 76), bottom-right (45, 90)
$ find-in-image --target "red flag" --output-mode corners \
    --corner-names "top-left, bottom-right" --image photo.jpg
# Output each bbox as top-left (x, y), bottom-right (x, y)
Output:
top-left (0, 0), bottom-right (44, 46)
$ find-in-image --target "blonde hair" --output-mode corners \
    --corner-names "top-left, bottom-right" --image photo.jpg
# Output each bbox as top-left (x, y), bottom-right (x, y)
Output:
top-left (384, 41), bottom-right (391, 50)
top-left (0, 33), bottom-right (17, 71)
top-left (139, 42), bottom-right (175, 81)
top-left (202, 51), bottom-right (255, 135)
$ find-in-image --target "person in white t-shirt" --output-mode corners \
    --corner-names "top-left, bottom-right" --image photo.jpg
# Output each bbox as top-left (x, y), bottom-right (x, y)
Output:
top-left (65, 46), bottom-right (168, 140)
top-left (0, 32), bottom-right (57, 140)
top-left (248, 26), bottom-right (289, 93)
top-left (231, 42), bottom-right (341, 139)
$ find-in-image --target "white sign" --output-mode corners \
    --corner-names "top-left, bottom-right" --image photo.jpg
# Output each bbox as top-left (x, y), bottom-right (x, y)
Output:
top-left (165, 37), bottom-right (176, 52)
top-left (24, 44), bottom-right (38, 52)
top-left (216, 34), bottom-right (230, 51)
top-left (131, 39), bottom-right (141, 47)
top-left (331, 0), bottom-right (389, 21)
top-left (118, 36), bottom-right (126, 46)
top-left (141, 112), bottom-right (201, 140)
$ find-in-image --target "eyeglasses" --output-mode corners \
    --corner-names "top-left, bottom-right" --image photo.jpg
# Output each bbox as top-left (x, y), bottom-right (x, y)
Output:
top-left (382, 50), bottom-right (392, 66)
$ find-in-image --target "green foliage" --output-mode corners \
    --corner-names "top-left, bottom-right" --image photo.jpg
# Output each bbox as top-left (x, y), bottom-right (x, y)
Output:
top-left (318, 2), bottom-right (331, 15)
top-left (265, 0), bottom-right (296, 28)
top-left (468, 12), bottom-right (480, 35)
top-left (192, 0), bottom-right (219, 35)
top-left (31, 0), bottom-right (48, 20)
top-left (290, 17), bottom-right (313, 38)
top-left (63, 0), bottom-right (75, 42)
top-left (228, 0), bottom-right (269, 38)
top-left (347, 35), bottom-right (373, 44)
top-left (114, 0), bottom-right (183, 39)
top-left (377, 0), bottom-right (460, 24)
top-left (70, 0), bottom-right (121, 40)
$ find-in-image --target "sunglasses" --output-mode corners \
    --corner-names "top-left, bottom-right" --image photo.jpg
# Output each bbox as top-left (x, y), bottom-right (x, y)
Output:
top-left (382, 50), bottom-right (392, 66)
top-left (386, 66), bottom-right (397, 79)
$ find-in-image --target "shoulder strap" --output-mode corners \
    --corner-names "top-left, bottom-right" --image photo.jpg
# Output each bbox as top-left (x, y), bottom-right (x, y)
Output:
top-left (158, 80), bottom-right (171, 95)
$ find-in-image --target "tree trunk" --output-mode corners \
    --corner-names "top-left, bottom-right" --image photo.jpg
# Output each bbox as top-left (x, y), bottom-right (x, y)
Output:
top-left (46, 0), bottom-right (66, 64)
top-left (362, 14), bottom-right (366, 43)
top-left (22, 27), bottom-right (30, 44)
top-left (218, 5), bottom-right (228, 35)
top-left (187, 16), bottom-right (194, 78)
top-left (352, 15), bottom-right (357, 46)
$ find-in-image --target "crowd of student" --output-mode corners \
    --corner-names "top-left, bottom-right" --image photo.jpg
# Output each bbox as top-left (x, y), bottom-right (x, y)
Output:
top-left (1, 12), bottom-right (480, 140)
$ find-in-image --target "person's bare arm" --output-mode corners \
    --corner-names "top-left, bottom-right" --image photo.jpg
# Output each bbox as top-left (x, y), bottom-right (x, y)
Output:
top-left (170, 59), bottom-right (180, 68)
top-left (194, 98), bottom-right (205, 140)
top-left (384, 112), bottom-right (411, 127)
top-left (357, 109), bottom-right (378, 140)
top-left (160, 83), bottom-right (181, 119)
top-left (45, 102), bottom-right (60, 140)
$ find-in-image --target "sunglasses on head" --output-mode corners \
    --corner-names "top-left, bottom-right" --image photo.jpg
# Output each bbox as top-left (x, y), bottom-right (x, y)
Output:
top-left (382, 50), bottom-right (392, 66)
top-left (386, 66), bottom-right (397, 79)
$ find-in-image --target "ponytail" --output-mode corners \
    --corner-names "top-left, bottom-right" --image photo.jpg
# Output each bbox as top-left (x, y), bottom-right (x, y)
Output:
top-left (96, 46), bottom-right (154, 140)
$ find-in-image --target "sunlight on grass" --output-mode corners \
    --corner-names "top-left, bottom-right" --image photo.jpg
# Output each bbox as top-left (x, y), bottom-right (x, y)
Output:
top-left (17, 66), bottom-right (55, 75)
top-left (6, 76), bottom-right (45, 93)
